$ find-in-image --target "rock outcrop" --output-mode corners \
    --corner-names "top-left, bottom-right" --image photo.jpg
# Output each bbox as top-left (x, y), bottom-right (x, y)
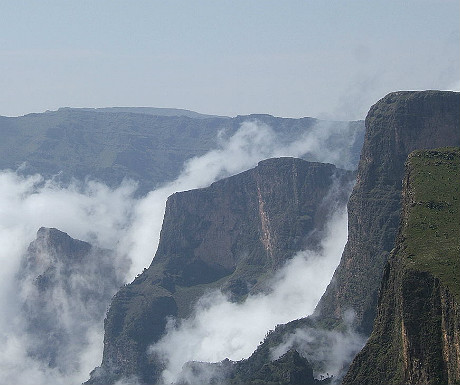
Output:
top-left (17, 227), bottom-right (126, 373)
top-left (343, 147), bottom-right (460, 385)
top-left (86, 157), bottom-right (355, 384)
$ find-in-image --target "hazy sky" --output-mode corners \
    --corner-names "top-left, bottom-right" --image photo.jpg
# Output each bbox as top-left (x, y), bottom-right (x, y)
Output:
top-left (1, 1), bottom-right (459, 119)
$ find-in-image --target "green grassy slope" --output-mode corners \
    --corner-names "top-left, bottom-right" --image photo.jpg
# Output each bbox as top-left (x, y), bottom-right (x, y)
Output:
top-left (342, 147), bottom-right (460, 385)
top-left (403, 147), bottom-right (460, 300)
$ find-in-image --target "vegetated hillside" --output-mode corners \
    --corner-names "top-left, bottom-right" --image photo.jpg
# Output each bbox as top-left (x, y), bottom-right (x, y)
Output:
top-left (86, 157), bottom-right (355, 385)
top-left (0, 109), bottom-right (364, 195)
top-left (220, 90), bottom-right (460, 384)
top-left (343, 147), bottom-right (460, 385)
top-left (17, 227), bottom-right (127, 374)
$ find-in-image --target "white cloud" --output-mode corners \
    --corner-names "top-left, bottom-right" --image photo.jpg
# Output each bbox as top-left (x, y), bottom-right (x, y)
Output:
top-left (0, 173), bottom-right (136, 384)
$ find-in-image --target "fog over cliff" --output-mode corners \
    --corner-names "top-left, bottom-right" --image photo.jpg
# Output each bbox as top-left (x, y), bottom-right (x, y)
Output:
top-left (0, 120), bottom-right (358, 384)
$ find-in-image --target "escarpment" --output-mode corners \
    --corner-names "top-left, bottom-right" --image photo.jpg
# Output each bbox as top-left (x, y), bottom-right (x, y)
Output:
top-left (222, 91), bottom-right (460, 383)
top-left (314, 91), bottom-right (460, 334)
top-left (343, 147), bottom-right (460, 385)
top-left (86, 157), bottom-right (354, 384)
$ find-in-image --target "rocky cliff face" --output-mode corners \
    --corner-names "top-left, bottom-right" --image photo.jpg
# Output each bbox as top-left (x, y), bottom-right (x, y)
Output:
top-left (220, 91), bottom-right (460, 384)
top-left (343, 147), bottom-right (460, 385)
top-left (315, 91), bottom-right (460, 334)
top-left (86, 157), bottom-right (354, 384)
top-left (17, 227), bottom-right (125, 373)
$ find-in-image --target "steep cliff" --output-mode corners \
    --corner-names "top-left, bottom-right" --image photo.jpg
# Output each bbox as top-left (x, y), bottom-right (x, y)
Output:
top-left (86, 91), bottom-right (459, 384)
top-left (315, 91), bottom-right (460, 333)
top-left (343, 147), bottom-right (460, 385)
top-left (17, 227), bottom-right (125, 373)
top-left (86, 157), bottom-right (354, 384)
top-left (222, 91), bottom-right (460, 383)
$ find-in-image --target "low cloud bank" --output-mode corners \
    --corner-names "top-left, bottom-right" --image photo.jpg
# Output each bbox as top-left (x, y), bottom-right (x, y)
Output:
top-left (0, 119), bottom-right (359, 384)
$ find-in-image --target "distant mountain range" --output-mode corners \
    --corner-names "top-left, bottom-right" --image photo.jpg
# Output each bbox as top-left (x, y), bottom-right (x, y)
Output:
top-left (55, 106), bottom-right (227, 119)
top-left (0, 109), bottom-right (364, 196)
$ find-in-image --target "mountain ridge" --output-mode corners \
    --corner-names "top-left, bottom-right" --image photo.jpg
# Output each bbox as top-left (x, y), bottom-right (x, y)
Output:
top-left (0, 110), bottom-right (364, 196)
top-left (54, 106), bottom-right (228, 119)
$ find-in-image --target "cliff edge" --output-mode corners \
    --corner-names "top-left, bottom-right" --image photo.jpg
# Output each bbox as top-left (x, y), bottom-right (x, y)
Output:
top-left (343, 147), bottom-right (460, 385)
top-left (224, 91), bottom-right (460, 383)
top-left (315, 90), bottom-right (460, 333)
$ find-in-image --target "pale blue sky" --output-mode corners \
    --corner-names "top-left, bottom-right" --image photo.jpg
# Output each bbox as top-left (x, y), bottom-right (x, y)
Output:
top-left (1, 1), bottom-right (458, 119)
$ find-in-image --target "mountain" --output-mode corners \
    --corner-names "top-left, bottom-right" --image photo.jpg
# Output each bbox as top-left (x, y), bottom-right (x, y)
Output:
top-left (86, 157), bottom-right (355, 384)
top-left (342, 147), bottom-right (460, 385)
top-left (8, 91), bottom-right (458, 384)
top-left (314, 90), bottom-right (460, 334)
top-left (213, 90), bottom-right (460, 383)
top-left (17, 227), bottom-right (127, 373)
top-left (57, 106), bottom-right (226, 119)
top-left (0, 109), bottom-right (364, 195)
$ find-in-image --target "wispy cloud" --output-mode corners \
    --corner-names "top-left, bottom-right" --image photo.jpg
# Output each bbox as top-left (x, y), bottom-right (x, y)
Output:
top-left (120, 120), bottom-right (360, 280)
